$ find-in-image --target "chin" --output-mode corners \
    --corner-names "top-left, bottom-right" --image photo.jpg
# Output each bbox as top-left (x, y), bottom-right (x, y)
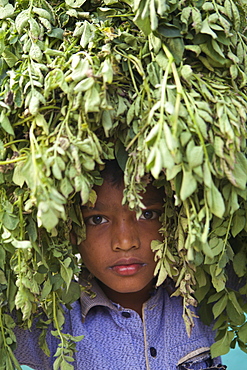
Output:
top-left (113, 284), bottom-right (150, 294)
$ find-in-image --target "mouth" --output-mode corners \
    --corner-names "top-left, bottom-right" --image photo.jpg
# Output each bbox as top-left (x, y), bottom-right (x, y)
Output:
top-left (110, 258), bottom-right (146, 276)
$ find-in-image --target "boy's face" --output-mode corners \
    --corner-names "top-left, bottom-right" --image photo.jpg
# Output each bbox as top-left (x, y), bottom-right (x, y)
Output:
top-left (78, 178), bottom-right (163, 302)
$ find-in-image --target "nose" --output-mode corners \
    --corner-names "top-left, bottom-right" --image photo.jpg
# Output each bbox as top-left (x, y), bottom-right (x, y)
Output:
top-left (111, 217), bottom-right (140, 251)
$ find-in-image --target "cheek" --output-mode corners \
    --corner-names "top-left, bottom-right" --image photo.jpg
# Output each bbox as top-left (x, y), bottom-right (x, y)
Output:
top-left (78, 239), bottom-right (105, 266)
top-left (78, 241), bottom-right (92, 263)
top-left (141, 222), bottom-right (162, 241)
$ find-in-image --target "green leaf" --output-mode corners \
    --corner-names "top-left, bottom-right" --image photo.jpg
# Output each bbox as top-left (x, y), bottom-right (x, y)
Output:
top-left (238, 323), bottom-right (247, 344)
top-left (211, 39), bottom-right (225, 59)
top-left (202, 242), bottom-right (214, 259)
top-left (157, 23), bottom-right (181, 38)
top-left (208, 291), bottom-right (224, 304)
top-left (80, 21), bottom-right (93, 48)
top-left (195, 267), bottom-right (207, 288)
top-left (41, 279), bottom-right (52, 300)
top-left (74, 77), bottom-right (95, 93)
top-left (0, 247), bottom-right (6, 270)
top-left (32, 7), bottom-right (53, 21)
top-left (0, 3), bottom-right (14, 19)
top-left (65, 0), bottom-right (87, 8)
top-left (56, 307), bottom-right (65, 327)
top-left (228, 291), bottom-right (243, 315)
top-left (2, 213), bottom-right (19, 230)
top-left (0, 29), bottom-right (5, 56)
top-left (60, 359), bottom-right (74, 370)
top-left (186, 143), bottom-right (203, 168)
top-left (30, 43), bottom-right (43, 62)
top-left (231, 213), bottom-right (245, 237)
top-left (53, 356), bottom-right (62, 370)
top-left (15, 9), bottom-right (30, 33)
top-left (102, 110), bottom-right (113, 137)
top-left (233, 251), bottom-right (247, 277)
top-left (12, 239), bottom-right (32, 249)
top-left (61, 264), bottom-right (73, 288)
top-left (226, 300), bottom-right (245, 325)
top-left (101, 59), bottom-right (113, 84)
top-left (180, 64), bottom-right (193, 83)
top-left (180, 169), bottom-right (197, 201)
top-left (47, 27), bottom-right (64, 40)
top-left (84, 85), bottom-right (100, 112)
top-left (12, 162), bottom-right (26, 187)
top-left (206, 183), bottom-right (225, 218)
top-left (60, 177), bottom-right (74, 198)
top-left (200, 42), bottom-right (226, 65)
top-left (154, 260), bottom-right (168, 286)
top-left (52, 161), bottom-right (62, 180)
top-left (232, 152), bottom-right (247, 190)
top-left (212, 294), bottom-right (228, 319)
top-left (61, 281), bottom-right (81, 304)
top-left (166, 37), bottom-right (184, 64)
top-left (0, 269), bottom-right (7, 284)
top-left (0, 111), bottom-right (14, 135)
top-left (29, 18), bottom-right (41, 39)
top-left (38, 205), bottom-right (59, 231)
top-left (211, 330), bottom-right (235, 357)
top-left (133, 1), bottom-right (151, 36)
top-left (210, 266), bottom-right (226, 292)
top-left (200, 19), bottom-right (218, 39)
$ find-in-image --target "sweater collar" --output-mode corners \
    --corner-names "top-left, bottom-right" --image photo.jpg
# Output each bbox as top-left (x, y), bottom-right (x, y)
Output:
top-left (78, 272), bottom-right (164, 321)
top-left (79, 276), bottom-right (118, 320)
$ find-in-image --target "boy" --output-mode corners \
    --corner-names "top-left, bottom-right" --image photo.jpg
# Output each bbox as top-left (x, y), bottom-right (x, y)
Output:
top-left (14, 160), bottom-right (226, 370)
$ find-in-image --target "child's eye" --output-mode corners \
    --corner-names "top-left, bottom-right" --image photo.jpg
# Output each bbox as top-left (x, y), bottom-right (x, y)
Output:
top-left (140, 210), bottom-right (159, 220)
top-left (86, 215), bottom-right (108, 225)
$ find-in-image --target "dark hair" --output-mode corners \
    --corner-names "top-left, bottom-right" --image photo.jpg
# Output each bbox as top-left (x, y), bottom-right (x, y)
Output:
top-left (100, 159), bottom-right (124, 187)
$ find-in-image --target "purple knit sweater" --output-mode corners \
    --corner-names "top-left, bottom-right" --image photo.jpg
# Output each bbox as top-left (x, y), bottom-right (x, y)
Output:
top-left (14, 280), bottom-right (226, 370)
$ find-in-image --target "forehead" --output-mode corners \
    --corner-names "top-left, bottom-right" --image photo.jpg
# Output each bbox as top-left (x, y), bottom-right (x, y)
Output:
top-left (93, 179), bottom-right (164, 207)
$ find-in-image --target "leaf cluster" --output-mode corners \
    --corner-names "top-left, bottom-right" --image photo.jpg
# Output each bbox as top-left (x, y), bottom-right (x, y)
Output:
top-left (0, 0), bottom-right (247, 367)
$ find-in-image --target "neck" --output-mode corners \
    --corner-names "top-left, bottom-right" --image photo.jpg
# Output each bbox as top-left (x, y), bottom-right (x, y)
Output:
top-left (98, 280), bottom-right (155, 318)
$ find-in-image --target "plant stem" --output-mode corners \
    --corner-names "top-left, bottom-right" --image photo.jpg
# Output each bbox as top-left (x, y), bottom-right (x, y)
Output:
top-left (0, 156), bottom-right (27, 165)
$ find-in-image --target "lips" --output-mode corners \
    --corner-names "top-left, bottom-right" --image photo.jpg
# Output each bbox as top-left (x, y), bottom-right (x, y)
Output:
top-left (110, 258), bottom-right (146, 276)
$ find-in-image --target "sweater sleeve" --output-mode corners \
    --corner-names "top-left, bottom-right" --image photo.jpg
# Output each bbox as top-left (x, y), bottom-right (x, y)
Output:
top-left (13, 305), bottom-right (75, 370)
top-left (13, 319), bottom-right (58, 370)
top-left (14, 327), bottom-right (52, 370)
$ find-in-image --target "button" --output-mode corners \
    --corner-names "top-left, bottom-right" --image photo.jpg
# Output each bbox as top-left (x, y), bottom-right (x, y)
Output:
top-left (150, 347), bottom-right (157, 357)
top-left (121, 312), bottom-right (131, 318)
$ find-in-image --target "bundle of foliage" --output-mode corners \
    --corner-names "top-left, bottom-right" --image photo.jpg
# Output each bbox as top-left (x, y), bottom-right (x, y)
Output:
top-left (0, 0), bottom-right (247, 368)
